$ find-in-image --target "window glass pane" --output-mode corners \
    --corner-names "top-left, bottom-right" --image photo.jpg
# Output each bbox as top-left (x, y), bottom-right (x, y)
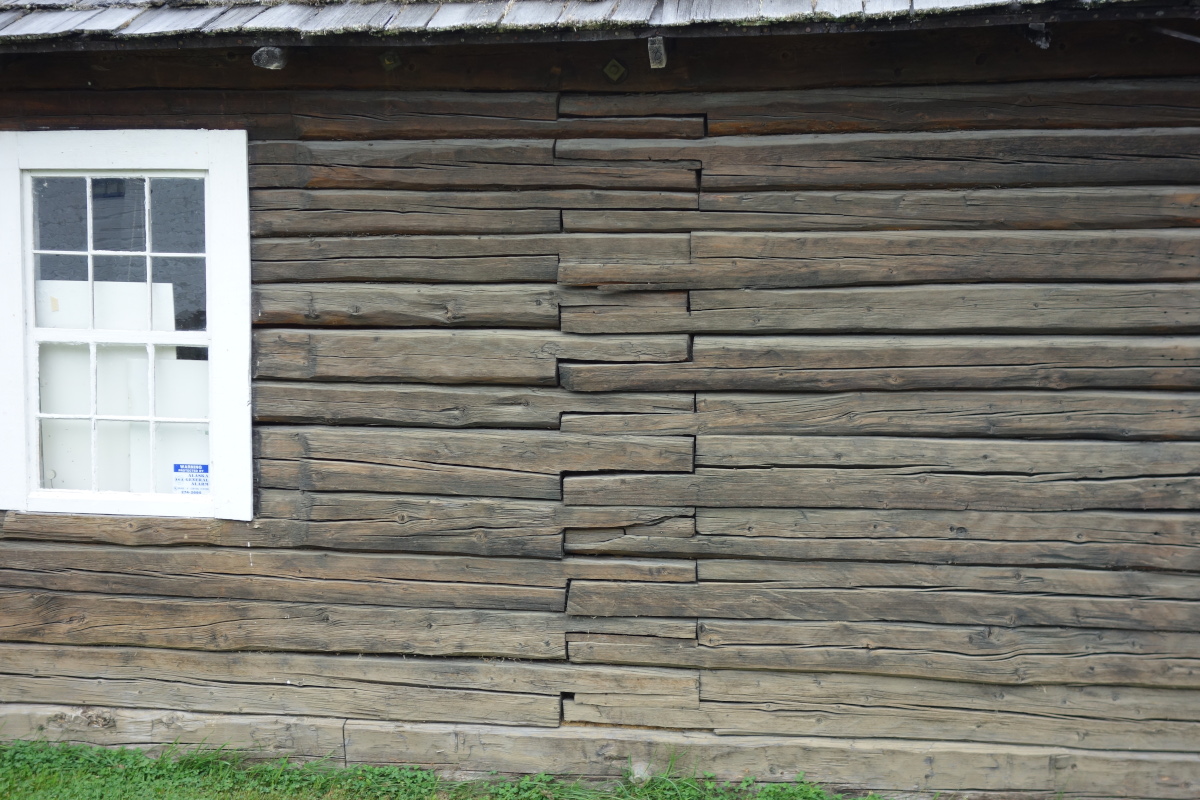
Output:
top-left (94, 255), bottom-right (149, 331)
top-left (91, 177), bottom-right (146, 252)
top-left (39, 344), bottom-right (90, 415)
top-left (33, 177), bottom-right (87, 252)
top-left (97, 420), bottom-right (152, 492)
top-left (34, 254), bottom-right (90, 328)
top-left (151, 179), bottom-right (205, 253)
top-left (97, 345), bottom-right (149, 416)
top-left (152, 256), bottom-right (206, 331)
top-left (155, 346), bottom-right (208, 419)
top-left (41, 418), bottom-right (92, 490)
top-left (155, 422), bottom-right (209, 495)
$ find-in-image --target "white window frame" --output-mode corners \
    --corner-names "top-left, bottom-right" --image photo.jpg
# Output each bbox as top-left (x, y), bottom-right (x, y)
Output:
top-left (0, 130), bottom-right (252, 520)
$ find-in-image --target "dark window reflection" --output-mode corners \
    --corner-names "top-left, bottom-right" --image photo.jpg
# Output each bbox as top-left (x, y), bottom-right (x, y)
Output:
top-left (176, 347), bottom-right (209, 361)
top-left (33, 178), bottom-right (87, 252)
top-left (92, 178), bottom-right (146, 252)
top-left (151, 179), bottom-right (205, 253)
top-left (153, 257), bottom-right (206, 331)
top-left (35, 253), bottom-right (88, 282)
top-left (94, 254), bottom-right (147, 283)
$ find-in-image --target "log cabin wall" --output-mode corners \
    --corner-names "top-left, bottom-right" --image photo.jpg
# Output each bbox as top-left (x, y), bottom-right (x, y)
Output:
top-left (2, 26), bottom-right (1200, 798)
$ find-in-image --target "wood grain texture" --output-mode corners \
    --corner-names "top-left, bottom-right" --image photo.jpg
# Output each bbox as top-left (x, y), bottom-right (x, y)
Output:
top-left (0, 704), bottom-right (347, 763)
top-left (560, 336), bottom-right (1200, 392)
top-left (254, 383), bottom-right (692, 428)
top-left (558, 230), bottom-right (1200, 290)
top-left (562, 284), bottom-right (1200, 334)
top-left (556, 128), bottom-right (1200, 190)
top-left (560, 391), bottom-right (1200, 440)
top-left (559, 79), bottom-right (1200, 135)
top-left (254, 284), bottom-right (583, 328)
top-left (0, 589), bottom-right (568, 657)
top-left (254, 330), bottom-right (688, 385)
top-left (343, 720), bottom-right (1200, 797)
top-left (566, 582), bottom-right (1200, 631)
top-left (569, 629), bottom-right (1200, 687)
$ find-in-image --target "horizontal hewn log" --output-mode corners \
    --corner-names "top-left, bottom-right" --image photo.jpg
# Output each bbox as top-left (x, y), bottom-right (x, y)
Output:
top-left (0, 704), bottom-right (346, 763)
top-left (566, 582), bottom-right (1199, 631)
top-left (255, 330), bottom-right (688, 385)
top-left (257, 427), bottom-right (693, 498)
top-left (693, 561), bottom-right (1200, 599)
top-left (694, 436), bottom-right (1200, 476)
top-left (560, 391), bottom-right (1200, 440)
top-left (559, 79), bottom-right (1200, 135)
top-left (295, 112), bottom-right (705, 141)
top-left (556, 128), bottom-right (1200, 190)
top-left (0, 589), bottom-right (568, 658)
top-left (254, 383), bottom-right (693, 428)
top-left (569, 629), bottom-right (1200, 687)
top-left (562, 694), bottom-right (1199, 751)
top-left (565, 469), bottom-right (1200, 511)
top-left (563, 284), bottom-right (1200, 334)
top-left (558, 230), bottom-right (1200, 290)
top-left (0, 542), bottom-right (571, 610)
top-left (0, 674), bottom-right (559, 727)
top-left (560, 336), bottom-right (1200, 392)
top-left (343, 719), bottom-right (1200, 796)
top-left (253, 284), bottom-right (592, 328)
top-left (253, 207), bottom-right (561, 237)
top-left (0, 644), bottom-right (696, 698)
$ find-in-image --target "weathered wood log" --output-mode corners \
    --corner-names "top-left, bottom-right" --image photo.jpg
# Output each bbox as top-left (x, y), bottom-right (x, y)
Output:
top-left (564, 469), bottom-right (1200, 511)
top-left (560, 391), bottom-right (1200, 440)
top-left (556, 128), bottom-right (1200, 190)
top-left (566, 582), bottom-right (1200, 631)
top-left (563, 694), bottom-right (1199, 751)
top-left (558, 230), bottom-right (1200, 290)
top-left (254, 284), bottom-right (591, 328)
top-left (0, 704), bottom-right (346, 763)
top-left (342, 719), bottom-right (1200, 796)
top-left (0, 643), bottom-right (697, 698)
top-left (559, 78), bottom-right (1200, 135)
top-left (563, 284), bottom-right (1200, 334)
top-left (256, 427), bottom-right (693, 498)
top-left (254, 330), bottom-right (688, 385)
top-left (569, 629), bottom-right (1200, 687)
top-left (558, 233), bottom-right (691, 264)
top-left (560, 336), bottom-right (1200, 392)
top-left (694, 435), bottom-right (1200, 476)
top-left (253, 208), bottom-right (561, 237)
top-left (254, 383), bottom-right (693, 428)
top-left (0, 589), bottom-right (568, 657)
top-left (0, 542), bottom-right (569, 610)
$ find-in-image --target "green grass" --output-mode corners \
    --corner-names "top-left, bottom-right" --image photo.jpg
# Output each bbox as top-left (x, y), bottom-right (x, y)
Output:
top-left (0, 739), bottom-right (891, 800)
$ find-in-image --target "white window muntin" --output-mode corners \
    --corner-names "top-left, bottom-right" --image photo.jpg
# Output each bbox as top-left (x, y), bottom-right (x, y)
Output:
top-left (0, 130), bottom-right (252, 520)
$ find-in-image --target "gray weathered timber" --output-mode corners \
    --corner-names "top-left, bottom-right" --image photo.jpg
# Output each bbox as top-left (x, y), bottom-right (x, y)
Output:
top-left (253, 205), bottom-right (561, 236)
top-left (564, 187), bottom-right (1200, 232)
top-left (562, 284), bottom-right (1200, 334)
top-left (560, 392), bottom-right (1200, 440)
top-left (693, 561), bottom-right (1200, 599)
top-left (258, 456), bottom-right (565, 498)
top-left (253, 284), bottom-right (588, 328)
top-left (559, 79), bottom-right (1200, 135)
top-left (568, 631), bottom-right (1200, 687)
top-left (0, 705), bottom-right (346, 763)
top-left (0, 589), bottom-right (569, 658)
top-left (558, 230), bottom-right (1200, 290)
top-left (0, 644), bottom-right (697, 698)
top-left (1, 505), bottom-right (563, 556)
top-left (254, 330), bottom-right (688, 385)
top-left (694, 436), bottom-right (1200, 476)
top-left (560, 336), bottom-right (1200, 392)
top-left (555, 128), bottom-right (1200, 190)
top-left (342, 720), bottom-right (1200, 796)
top-left (253, 383), bottom-right (692, 428)
top-left (562, 694), bottom-right (1199, 751)
top-left (564, 468), bottom-right (1200, 511)
top-left (566, 582), bottom-right (1200, 631)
